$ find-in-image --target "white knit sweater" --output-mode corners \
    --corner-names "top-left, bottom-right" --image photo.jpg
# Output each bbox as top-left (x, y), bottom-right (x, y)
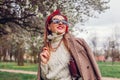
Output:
top-left (41, 35), bottom-right (72, 80)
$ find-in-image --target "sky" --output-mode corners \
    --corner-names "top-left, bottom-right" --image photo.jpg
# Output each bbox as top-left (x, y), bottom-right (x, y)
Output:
top-left (73, 0), bottom-right (120, 49)
top-left (85, 0), bottom-right (120, 26)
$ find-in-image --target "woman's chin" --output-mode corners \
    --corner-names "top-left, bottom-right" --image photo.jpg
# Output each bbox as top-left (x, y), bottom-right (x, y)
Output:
top-left (57, 31), bottom-right (65, 35)
top-left (56, 30), bottom-right (65, 34)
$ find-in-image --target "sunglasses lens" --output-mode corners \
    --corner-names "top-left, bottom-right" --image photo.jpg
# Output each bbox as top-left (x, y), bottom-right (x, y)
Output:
top-left (52, 19), bottom-right (60, 24)
top-left (62, 20), bottom-right (68, 25)
top-left (51, 19), bottom-right (68, 25)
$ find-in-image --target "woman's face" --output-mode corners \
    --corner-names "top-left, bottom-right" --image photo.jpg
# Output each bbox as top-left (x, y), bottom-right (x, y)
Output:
top-left (48, 15), bottom-right (68, 34)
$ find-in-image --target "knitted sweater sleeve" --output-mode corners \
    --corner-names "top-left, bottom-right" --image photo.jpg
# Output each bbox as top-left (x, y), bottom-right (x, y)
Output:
top-left (41, 62), bottom-right (49, 79)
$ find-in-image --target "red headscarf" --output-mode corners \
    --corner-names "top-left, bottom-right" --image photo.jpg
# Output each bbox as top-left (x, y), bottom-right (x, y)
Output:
top-left (45, 10), bottom-right (68, 33)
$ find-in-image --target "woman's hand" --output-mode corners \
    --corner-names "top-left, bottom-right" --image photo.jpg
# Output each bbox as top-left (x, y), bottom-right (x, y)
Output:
top-left (40, 47), bottom-right (50, 64)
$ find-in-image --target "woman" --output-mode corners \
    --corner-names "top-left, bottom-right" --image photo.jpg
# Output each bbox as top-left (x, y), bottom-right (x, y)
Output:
top-left (37, 10), bottom-right (102, 80)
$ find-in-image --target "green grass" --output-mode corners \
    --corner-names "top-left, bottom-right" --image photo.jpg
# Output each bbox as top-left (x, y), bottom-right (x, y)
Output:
top-left (0, 62), bottom-right (120, 78)
top-left (0, 62), bottom-right (38, 71)
top-left (0, 71), bottom-right (37, 80)
top-left (98, 62), bottom-right (120, 78)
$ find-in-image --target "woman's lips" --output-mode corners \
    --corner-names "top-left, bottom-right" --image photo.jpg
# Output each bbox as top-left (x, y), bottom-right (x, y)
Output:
top-left (57, 26), bottom-right (64, 30)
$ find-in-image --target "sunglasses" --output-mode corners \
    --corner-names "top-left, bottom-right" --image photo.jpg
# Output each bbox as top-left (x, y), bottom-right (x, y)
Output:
top-left (50, 19), bottom-right (68, 25)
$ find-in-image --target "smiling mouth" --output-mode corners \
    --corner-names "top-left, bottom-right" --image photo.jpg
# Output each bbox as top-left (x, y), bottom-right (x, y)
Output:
top-left (57, 26), bottom-right (64, 30)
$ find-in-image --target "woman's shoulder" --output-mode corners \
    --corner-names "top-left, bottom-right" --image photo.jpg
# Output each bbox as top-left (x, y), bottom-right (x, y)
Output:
top-left (75, 37), bottom-right (85, 46)
top-left (65, 33), bottom-right (85, 43)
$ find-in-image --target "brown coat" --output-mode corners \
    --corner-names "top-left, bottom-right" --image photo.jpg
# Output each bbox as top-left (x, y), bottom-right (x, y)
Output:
top-left (64, 33), bottom-right (102, 80)
top-left (37, 33), bottom-right (102, 80)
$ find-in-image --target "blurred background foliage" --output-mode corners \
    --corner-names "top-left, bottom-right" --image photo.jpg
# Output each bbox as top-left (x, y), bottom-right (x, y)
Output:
top-left (0, 0), bottom-right (109, 65)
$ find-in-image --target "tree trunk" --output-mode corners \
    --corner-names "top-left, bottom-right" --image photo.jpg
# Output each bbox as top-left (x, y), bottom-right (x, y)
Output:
top-left (17, 48), bottom-right (24, 66)
top-left (3, 48), bottom-right (7, 62)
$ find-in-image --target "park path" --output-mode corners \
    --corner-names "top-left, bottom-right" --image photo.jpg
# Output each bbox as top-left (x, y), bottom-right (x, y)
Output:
top-left (0, 69), bottom-right (37, 75)
top-left (0, 69), bottom-right (120, 80)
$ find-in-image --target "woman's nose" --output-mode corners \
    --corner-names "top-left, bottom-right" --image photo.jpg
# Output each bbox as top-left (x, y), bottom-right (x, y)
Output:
top-left (59, 21), bottom-right (63, 25)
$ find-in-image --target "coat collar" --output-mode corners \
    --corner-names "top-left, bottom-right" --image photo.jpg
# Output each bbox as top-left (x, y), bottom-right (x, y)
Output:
top-left (64, 33), bottom-right (75, 40)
